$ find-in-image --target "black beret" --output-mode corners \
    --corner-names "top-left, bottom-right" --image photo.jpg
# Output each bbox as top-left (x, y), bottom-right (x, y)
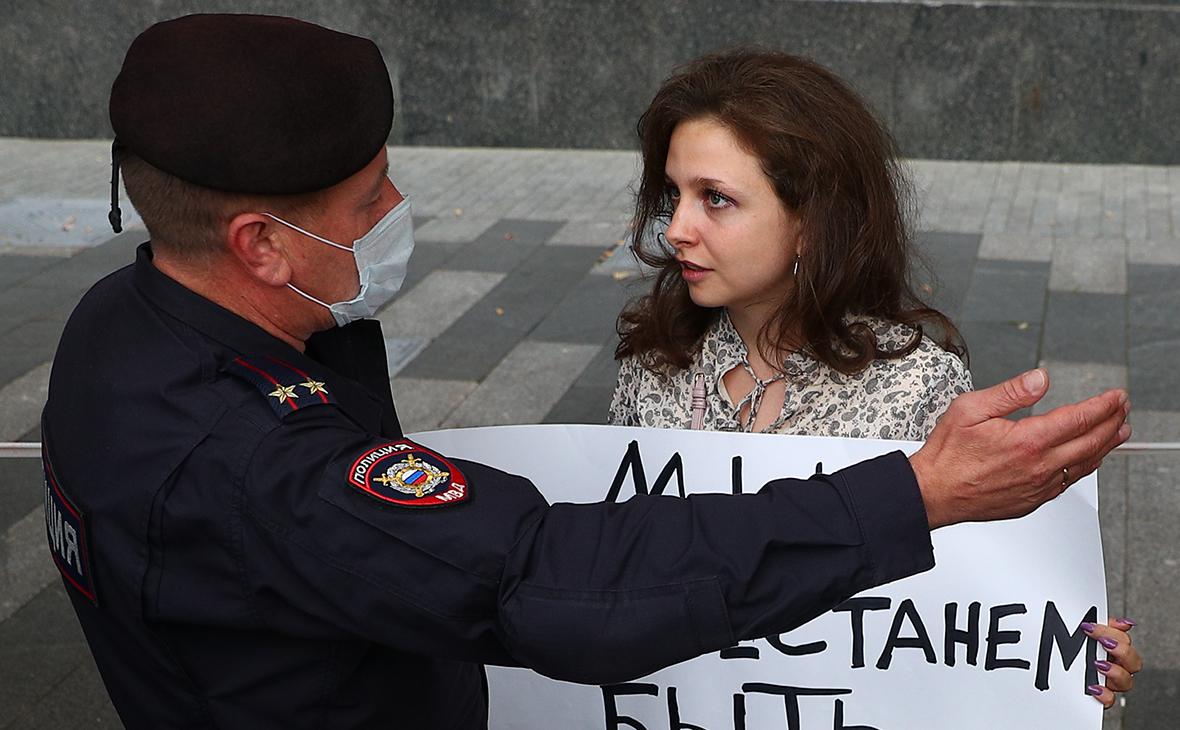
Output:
top-left (110, 14), bottom-right (393, 195)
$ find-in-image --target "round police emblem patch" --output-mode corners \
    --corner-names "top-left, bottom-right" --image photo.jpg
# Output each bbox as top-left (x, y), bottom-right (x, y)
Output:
top-left (347, 440), bottom-right (469, 508)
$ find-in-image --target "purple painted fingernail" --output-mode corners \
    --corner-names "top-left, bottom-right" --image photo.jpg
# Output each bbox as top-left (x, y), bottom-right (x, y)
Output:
top-left (1099, 637), bottom-right (1118, 650)
top-left (1086, 684), bottom-right (1104, 697)
top-left (1117, 617), bottom-right (1137, 628)
top-left (1094, 660), bottom-right (1112, 673)
top-left (1080, 622), bottom-right (1096, 634)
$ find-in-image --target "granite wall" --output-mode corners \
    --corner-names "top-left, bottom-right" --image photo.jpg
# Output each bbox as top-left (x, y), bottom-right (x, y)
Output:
top-left (1, 0), bottom-right (1177, 163)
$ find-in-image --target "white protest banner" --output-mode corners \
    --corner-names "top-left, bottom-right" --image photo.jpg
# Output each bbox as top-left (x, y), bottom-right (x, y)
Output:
top-left (413, 425), bottom-right (1106, 730)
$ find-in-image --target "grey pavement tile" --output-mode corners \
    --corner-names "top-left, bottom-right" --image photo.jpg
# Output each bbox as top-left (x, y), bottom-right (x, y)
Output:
top-left (1049, 237), bottom-right (1127, 294)
top-left (1031, 361), bottom-right (1127, 417)
top-left (0, 197), bottom-right (140, 250)
top-left (911, 231), bottom-right (981, 320)
top-left (543, 384), bottom-right (614, 425)
top-left (1042, 291), bottom-right (1126, 365)
top-left (384, 337), bottom-right (429, 378)
top-left (548, 218), bottom-right (630, 248)
top-left (391, 377), bottom-right (478, 435)
top-left (570, 336), bottom-right (624, 390)
top-left (412, 214), bottom-right (498, 243)
top-left (399, 240), bottom-right (465, 294)
top-left (1098, 456), bottom-right (1127, 622)
top-left (1128, 263), bottom-right (1180, 346)
top-left (398, 245), bottom-right (601, 382)
top-left (0, 253), bottom-right (59, 289)
top-left (0, 460), bottom-right (45, 535)
top-left (590, 241), bottom-right (660, 280)
top-left (980, 164), bottom-right (1019, 234)
top-left (1004, 163), bottom-right (1039, 234)
top-left (1075, 191), bottom-right (1104, 240)
top-left (1102, 703), bottom-right (1123, 730)
top-left (0, 309), bottom-right (31, 338)
top-left (1124, 453), bottom-right (1180, 725)
top-left (448, 219), bottom-right (565, 272)
top-left (1127, 238), bottom-right (1180, 266)
top-left (52, 229), bottom-right (144, 278)
top-left (0, 230), bottom-right (145, 324)
top-left (3, 319), bottom-right (64, 361)
top-left (1101, 167), bottom-right (1126, 240)
top-left (20, 662), bottom-right (122, 730)
top-left (1, 507), bottom-right (59, 624)
top-left (0, 350), bottom-right (49, 391)
top-left (960, 259), bottom-right (1049, 324)
top-left (1127, 411), bottom-right (1180, 444)
top-left (1121, 669), bottom-right (1180, 730)
top-left (0, 583), bottom-right (105, 729)
top-left (1129, 338), bottom-right (1180, 411)
top-left (530, 271), bottom-right (632, 344)
top-left (377, 269), bottom-right (505, 341)
top-left (978, 233), bottom-right (1053, 262)
top-left (442, 340), bottom-right (600, 428)
top-left (958, 320), bottom-right (1040, 392)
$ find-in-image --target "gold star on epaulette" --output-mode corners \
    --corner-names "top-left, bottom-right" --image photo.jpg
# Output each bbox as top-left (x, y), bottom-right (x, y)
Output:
top-left (301, 379), bottom-right (328, 395)
top-left (268, 384), bottom-right (299, 404)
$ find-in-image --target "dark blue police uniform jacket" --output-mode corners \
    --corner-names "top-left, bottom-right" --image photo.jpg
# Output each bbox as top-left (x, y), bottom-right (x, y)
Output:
top-left (41, 244), bottom-right (935, 728)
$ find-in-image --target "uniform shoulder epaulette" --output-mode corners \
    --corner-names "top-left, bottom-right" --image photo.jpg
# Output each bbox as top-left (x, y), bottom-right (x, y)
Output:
top-left (225, 354), bottom-right (338, 418)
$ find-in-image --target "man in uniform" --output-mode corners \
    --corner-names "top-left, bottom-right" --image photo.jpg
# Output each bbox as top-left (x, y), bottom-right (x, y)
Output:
top-left (41, 14), bottom-right (1132, 728)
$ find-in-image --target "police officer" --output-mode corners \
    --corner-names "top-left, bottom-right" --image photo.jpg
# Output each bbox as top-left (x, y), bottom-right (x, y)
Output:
top-left (42, 14), bottom-right (1132, 729)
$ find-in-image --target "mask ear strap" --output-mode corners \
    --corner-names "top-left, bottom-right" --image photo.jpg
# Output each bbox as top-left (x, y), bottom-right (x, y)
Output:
top-left (287, 283), bottom-right (332, 309)
top-left (263, 213), bottom-right (353, 252)
top-left (108, 141), bottom-right (124, 233)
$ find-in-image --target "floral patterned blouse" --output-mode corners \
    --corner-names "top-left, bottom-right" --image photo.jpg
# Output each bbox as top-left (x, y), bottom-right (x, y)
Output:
top-left (608, 311), bottom-right (972, 441)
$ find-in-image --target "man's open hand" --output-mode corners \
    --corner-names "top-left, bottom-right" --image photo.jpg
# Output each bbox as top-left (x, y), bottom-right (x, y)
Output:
top-left (910, 368), bottom-right (1131, 529)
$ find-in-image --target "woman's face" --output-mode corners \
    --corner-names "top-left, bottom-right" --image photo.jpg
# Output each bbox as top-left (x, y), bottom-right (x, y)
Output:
top-left (662, 117), bottom-right (800, 319)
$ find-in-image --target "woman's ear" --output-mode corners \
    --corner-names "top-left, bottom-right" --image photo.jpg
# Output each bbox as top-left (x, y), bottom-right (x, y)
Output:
top-left (785, 211), bottom-right (806, 258)
top-left (225, 213), bottom-right (293, 287)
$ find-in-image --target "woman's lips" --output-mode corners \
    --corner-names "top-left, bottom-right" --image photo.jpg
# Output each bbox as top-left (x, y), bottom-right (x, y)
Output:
top-left (680, 260), bottom-right (710, 283)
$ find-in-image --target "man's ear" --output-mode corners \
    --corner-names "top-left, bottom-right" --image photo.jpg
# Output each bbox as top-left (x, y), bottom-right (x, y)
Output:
top-left (226, 213), bottom-right (292, 287)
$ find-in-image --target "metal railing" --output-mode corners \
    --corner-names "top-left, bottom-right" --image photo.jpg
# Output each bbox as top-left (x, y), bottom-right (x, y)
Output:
top-left (3, 441), bottom-right (1179, 458)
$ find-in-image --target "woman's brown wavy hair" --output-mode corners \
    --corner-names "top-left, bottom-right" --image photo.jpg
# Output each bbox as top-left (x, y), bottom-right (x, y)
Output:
top-left (616, 49), bottom-right (965, 374)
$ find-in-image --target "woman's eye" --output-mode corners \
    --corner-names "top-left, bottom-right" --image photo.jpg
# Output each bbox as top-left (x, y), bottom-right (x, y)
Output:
top-left (666, 184), bottom-right (680, 201)
top-left (706, 190), bottom-right (731, 208)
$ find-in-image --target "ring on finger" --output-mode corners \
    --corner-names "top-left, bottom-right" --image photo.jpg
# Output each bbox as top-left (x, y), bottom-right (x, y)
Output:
top-left (1062, 466), bottom-right (1070, 488)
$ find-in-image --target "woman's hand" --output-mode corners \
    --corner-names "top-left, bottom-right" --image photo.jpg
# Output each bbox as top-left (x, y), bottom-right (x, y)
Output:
top-left (1083, 618), bottom-right (1143, 708)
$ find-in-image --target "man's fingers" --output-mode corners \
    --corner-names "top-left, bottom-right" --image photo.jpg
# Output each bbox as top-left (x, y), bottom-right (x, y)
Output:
top-left (1018, 389), bottom-right (1128, 452)
top-left (951, 368), bottom-right (1049, 425)
top-left (1048, 417), bottom-right (1131, 482)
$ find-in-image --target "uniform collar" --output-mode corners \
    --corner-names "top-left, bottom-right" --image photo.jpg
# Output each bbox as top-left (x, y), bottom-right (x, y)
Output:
top-left (132, 243), bottom-right (401, 434)
top-left (132, 242), bottom-right (306, 362)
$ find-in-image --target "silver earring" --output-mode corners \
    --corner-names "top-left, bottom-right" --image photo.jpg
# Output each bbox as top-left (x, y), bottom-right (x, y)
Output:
top-left (792, 255), bottom-right (800, 277)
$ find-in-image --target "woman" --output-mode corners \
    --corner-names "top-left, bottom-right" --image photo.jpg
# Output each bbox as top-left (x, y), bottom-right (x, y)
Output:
top-left (609, 49), bottom-right (1140, 706)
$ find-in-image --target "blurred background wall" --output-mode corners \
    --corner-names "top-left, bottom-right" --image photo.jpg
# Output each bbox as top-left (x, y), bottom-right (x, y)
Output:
top-left (1, 0), bottom-right (1177, 162)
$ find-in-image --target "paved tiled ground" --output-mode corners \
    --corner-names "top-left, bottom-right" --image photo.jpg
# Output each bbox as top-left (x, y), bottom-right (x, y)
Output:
top-left (0, 139), bottom-right (1177, 728)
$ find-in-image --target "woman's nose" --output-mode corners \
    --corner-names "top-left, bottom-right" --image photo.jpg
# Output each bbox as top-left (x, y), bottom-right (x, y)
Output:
top-left (663, 206), bottom-right (695, 248)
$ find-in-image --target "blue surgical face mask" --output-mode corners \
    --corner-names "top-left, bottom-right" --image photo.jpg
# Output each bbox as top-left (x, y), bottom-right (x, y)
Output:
top-left (265, 197), bottom-right (415, 327)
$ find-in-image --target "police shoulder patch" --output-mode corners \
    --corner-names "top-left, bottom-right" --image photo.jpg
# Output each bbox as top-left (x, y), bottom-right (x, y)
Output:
top-left (226, 354), bottom-right (337, 418)
top-left (43, 448), bottom-right (97, 604)
top-left (347, 440), bottom-right (470, 508)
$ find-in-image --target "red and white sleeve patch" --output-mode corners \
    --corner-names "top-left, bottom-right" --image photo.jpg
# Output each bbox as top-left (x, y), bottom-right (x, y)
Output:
top-left (346, 440), bottom-right (469, 508)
